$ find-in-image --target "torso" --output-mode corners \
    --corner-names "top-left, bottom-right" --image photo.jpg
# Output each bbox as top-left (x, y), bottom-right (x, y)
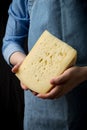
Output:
top-left (24, 1), bottom-right (87, 130)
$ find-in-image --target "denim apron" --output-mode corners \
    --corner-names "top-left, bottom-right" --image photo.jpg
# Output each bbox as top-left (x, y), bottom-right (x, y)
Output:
top-left (24, 0), bottom-right (87, 130)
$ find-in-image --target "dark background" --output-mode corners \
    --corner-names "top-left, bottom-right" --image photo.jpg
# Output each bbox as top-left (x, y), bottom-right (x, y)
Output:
top-left (0, 1), bottom-right (24, 130)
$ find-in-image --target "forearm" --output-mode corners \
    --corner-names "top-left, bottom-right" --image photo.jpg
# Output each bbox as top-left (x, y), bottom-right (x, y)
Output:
top-left (10, 51), bottom-right (26, 66)
top-left (2, 0), bottom-right (29, 66)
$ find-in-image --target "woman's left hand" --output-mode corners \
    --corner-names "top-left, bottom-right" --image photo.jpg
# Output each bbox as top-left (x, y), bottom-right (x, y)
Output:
top-left (37, 66), bottom-right (87, 99)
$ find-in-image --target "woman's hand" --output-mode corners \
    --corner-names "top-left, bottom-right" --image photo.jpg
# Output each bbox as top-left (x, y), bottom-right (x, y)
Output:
top-left (11, 61), bottom-right (29, 90)
top-left (20, 82), bottom-right (38, 95)
top-left (11, 54), bottom-right (38, 94)
top-left (10, 51), bottom-right (29, 90)
top-left (37, 66), bottom-right (87, 99)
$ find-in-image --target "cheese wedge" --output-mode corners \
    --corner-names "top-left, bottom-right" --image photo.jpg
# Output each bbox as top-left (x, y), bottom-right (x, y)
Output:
top-left (15, 30), bottom-right (77, 94)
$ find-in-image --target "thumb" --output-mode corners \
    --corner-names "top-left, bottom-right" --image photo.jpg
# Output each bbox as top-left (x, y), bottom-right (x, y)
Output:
top-left (50, 74), bottom-right (66, 85)
top-left (11, 63), bottom-right (21, 73)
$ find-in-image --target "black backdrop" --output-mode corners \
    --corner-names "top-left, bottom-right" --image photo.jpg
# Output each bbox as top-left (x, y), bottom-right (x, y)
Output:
top-left (0, 1), bottom-right (24, 130)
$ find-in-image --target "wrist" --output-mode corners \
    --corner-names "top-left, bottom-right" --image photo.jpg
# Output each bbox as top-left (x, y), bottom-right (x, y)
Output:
top-left (10, 51), bottom-right (26, 66)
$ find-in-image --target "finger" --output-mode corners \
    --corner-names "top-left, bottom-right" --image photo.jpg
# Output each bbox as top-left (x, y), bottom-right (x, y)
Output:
top-left (37, 85), bottom-right (62, 99)
top-left (11, 61), bottom-right (23, 73)
top-left (11, 64), bottom-right (20, 73)
top-left (11, 66), bottom-right (18, 73)
top-left (50, 73), bottom-right (68, 85)
top-left (20, 82), bottom-right (29, 90)
top-left (30, 90), bottom-right (38, 96)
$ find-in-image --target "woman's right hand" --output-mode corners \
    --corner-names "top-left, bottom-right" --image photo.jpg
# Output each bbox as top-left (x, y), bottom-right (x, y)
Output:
top-left (11, 60), bottom-right (37, 94)
top-left (11, 61), bottom-right (29, 90)
top-left (10, 51), bottom-right (28, 90)
top-left (10, 52), bottom-right (38, 94)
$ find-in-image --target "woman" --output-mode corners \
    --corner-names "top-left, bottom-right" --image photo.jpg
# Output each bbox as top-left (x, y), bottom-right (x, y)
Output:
top-left (2, 0), bottom-right (87, 130)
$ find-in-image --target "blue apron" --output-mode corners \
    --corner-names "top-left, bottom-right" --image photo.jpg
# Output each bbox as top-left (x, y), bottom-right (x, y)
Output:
top-left (24, 0), bottom-right (87, 130)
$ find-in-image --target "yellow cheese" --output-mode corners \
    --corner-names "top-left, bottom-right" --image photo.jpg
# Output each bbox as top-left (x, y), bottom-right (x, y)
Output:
top-left (15, 30), bottom-right (77, 94)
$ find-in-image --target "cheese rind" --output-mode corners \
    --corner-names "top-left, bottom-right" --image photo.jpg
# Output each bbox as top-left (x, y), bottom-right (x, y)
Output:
top-left (15, 30), bottom-right (77, 94)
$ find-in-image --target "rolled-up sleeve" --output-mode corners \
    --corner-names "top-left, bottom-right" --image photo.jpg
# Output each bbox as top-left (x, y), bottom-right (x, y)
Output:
top-left (2, 0), bottom-right (29, 65)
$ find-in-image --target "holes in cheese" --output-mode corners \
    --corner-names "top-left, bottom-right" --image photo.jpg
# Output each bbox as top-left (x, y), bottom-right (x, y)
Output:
top-left (15, 30), bottom-right (77, 94)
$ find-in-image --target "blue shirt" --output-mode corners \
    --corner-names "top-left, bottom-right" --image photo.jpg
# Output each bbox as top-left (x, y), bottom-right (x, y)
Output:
top-left (2, 0), bottom-right (29, 65)
top-left (2, 0), bottom-right (87, 130)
